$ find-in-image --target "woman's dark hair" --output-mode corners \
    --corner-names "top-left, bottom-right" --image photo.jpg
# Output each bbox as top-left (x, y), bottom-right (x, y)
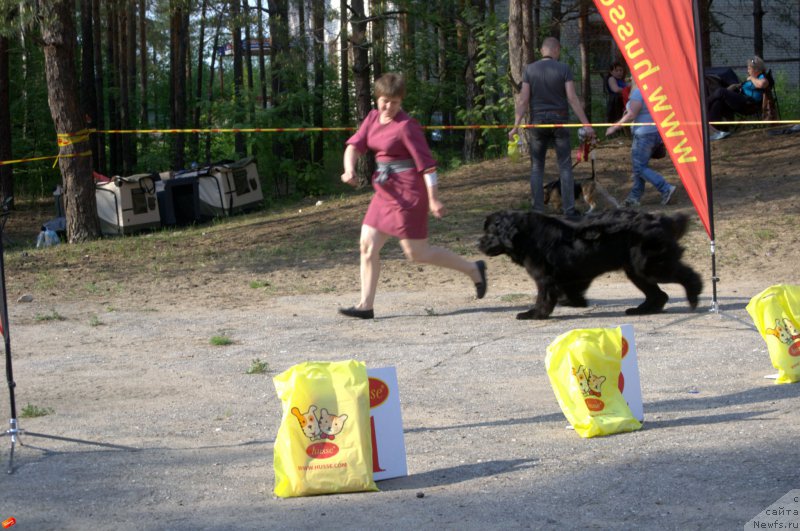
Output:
top-left (375, 73), bottom-right (406, 99)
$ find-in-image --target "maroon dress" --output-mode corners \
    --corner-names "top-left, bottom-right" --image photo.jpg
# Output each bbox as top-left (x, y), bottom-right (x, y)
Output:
top-left (346, 109), bottom-right (436, 239)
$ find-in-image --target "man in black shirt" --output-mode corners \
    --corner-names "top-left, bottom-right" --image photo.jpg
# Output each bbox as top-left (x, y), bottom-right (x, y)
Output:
top-left (510, 37), bottom-right (596, 218)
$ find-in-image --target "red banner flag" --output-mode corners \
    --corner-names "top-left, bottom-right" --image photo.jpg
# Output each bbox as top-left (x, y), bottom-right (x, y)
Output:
top-left (594, 0), bottom-right (711, 236)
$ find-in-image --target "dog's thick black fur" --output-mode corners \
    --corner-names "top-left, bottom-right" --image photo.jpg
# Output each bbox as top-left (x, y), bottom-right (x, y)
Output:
top-left (478, 209), bottom-right (703, 319)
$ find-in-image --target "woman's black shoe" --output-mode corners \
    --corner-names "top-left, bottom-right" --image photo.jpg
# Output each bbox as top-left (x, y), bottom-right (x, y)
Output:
top-left (474, 260), bottom-right (488, 299)
top-left (338, 306), bottom-right (374, 319)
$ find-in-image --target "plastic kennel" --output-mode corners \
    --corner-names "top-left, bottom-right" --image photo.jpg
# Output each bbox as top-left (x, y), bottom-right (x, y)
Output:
top-left (197, 157), bottom-right (264, 217)
top-left (156, 174), bottom-right (201, 227)
top-left (95, 173), bottom-right (161, 235)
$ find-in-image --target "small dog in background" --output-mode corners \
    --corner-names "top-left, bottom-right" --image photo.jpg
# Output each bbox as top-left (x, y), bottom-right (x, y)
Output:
top-left (543, 140), bottom-right (619, 213)
top-left (543, 173), bottom-right (619, 213)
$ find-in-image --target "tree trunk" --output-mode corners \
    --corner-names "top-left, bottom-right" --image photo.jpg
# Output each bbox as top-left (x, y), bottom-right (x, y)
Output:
top-left (18, 15), bottom-right (29, 141)
top-left (257, 0), bottom-right (267, 109)
top-left (92, 0), bottom-right (106, 175)
top-left (370, 0), bottom-right (385, 81)
top-left (268, 0), bottom-right (289, 195)
top-left (243, 0), bottom-right (255, 124)
top-left (79, 0), bottom-right (99, 174)
top-left (339, 0), bottom-right (349, 125)
top-left (508, 0), bottom-right (524, 95)
top-left (118, 7), bottom-right (132, 174)
top-left (462, 0), bottom-right (484, 162)
top-left (398, 0), bottom-right (415, 84)
top-left (312, 0), bottom-right (325, 165)
top-left (551, 0), bottom-right (563, 40)
top-left (38, 0), bottom-right (100, 242)
top-left (578, 0), bottom-right (591, 122)
top-left (529, 0), bottom-right (539, 61)
top-left (231, 0), bottom-right (246, 157)
top-left (293, 0), bottom-right (310, 167)
top-left (126, 0), bottom-right (137, 169)
top-left (0, 33), bottom-right (12, 204)
top-left (350, 0), bottom-right (374, 185)
top-left (139, 0), bottom-right (148, 129)
top-left (206, 13), bottom-right (222, 163)
top-left (107, 0), bottom-right (121, 174)
top-left (170, 0), bottom-right (187, 169)
top-left (753, 0), bottom-right (764, 58)
top-left (193, 0), bottom-right (208, 161)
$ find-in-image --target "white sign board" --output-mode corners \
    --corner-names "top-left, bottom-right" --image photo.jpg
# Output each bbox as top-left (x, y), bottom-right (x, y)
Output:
top-left (619, 324), bottom-right (644, 422)
top-left (367, 367), bottom-right (408, 481)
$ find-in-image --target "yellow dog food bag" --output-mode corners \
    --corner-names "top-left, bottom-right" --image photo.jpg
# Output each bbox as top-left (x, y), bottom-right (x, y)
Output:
top-left (545, 327), bottom-right (642, 438)
top-left (746, 285), bottom-right (800, 384)
top-left (272, 360), bottom-right (378, 497)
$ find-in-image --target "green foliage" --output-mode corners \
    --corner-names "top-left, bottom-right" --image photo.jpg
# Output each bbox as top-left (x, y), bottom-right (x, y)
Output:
top-left (773, 71), bottom-right (799, 118)
top-left (246, 358), bottom-right (270, 375)
top-left (35, 309), bottom-right (65, 322)
top-left (20, 403), bottom-right (54, 418)
top-left (454, 12), bottom-right (514, 160)
top-left (209, 334), bottom-right (234, 346)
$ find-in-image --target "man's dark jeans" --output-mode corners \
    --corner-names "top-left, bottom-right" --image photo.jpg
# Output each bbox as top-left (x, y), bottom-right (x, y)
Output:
top-left (528, 112), bottom-right (576, 216)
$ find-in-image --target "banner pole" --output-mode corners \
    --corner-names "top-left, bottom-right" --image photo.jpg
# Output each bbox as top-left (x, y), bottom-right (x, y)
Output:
top-left (691, 0), bottom-right (720, 313)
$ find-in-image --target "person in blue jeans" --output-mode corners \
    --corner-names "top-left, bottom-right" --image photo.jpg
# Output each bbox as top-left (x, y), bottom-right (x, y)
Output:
top-left (509, 37), bottom-right (595, 218)
top-left (605, 79), bottom-right (677, 208)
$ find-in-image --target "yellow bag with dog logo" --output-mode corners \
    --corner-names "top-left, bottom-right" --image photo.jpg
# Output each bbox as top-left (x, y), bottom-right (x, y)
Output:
top-left (545, 327), bottom-right (642, 438)
top-left (746, 285), bottom-right (800, 384)
top-left (272, 360), bottom-right (378, 497)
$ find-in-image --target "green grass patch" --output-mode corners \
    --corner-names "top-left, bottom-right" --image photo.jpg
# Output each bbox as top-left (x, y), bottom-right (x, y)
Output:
top-left (246, 358), bottom-right (270, 375)
top-left (754, 229), bottom-right (776, 241)
top-left (88, 314), bottom-right (103, 326)
top-left (209, 334), bottom-right (234, 346)
top-left (35, 309), bottom-right (65, 322)
top-left (20, 403), bottom-right (54, 418)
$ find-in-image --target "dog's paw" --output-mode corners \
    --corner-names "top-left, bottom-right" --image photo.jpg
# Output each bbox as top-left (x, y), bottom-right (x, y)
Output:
top-left (626, 292), bottom-right (669, 315)
top-left (625, 298), bottom-right (668, 315)
top-left (516, 308), bottom-right (550, 320)
top-left (625, 306), bottom-right (664, 315)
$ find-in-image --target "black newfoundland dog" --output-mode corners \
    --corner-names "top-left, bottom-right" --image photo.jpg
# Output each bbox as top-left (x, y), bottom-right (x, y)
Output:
top-left (478, 209), bottom-right (703, 319)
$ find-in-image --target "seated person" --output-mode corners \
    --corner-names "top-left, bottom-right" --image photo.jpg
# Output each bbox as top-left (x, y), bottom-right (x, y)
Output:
top-left (606, 62), bottom-right (628, 124)
top-left (708, 56), bottom-right (769, 141)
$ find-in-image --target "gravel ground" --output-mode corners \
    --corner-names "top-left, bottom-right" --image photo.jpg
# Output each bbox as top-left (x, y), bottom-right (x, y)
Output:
top-left (1, 276), bottom-right (798, 530)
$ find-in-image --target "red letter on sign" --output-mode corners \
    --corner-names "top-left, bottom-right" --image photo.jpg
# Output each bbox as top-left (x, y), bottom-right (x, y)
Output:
top-left (370, 416), bottom-right (386, 473)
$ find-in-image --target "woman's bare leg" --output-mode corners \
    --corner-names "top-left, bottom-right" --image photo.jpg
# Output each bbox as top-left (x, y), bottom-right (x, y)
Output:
top-left (399, 238), bottom-right (481, 282)
top-left (357, 225), bottom-right (390, 310)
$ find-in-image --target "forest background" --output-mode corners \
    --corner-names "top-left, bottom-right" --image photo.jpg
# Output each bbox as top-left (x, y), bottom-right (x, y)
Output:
top-left (0, 0), bottom-right (798, 243)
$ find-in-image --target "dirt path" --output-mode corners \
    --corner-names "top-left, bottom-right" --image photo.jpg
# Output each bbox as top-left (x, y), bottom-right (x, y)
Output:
top-left (1, 128), bottom-right (799, 529)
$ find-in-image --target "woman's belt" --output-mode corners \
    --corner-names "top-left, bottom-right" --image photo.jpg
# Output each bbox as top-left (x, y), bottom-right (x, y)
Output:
top-left (375, 159), bottom-right (415, 184)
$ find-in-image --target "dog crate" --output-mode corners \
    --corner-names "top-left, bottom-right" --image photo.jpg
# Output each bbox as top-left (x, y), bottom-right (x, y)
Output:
top-left (95, 173), bottom-right (161, 236)
top-left (197, 157), bottom-right (264, 218)
top-left (156, 174), bottom-right (201, 227)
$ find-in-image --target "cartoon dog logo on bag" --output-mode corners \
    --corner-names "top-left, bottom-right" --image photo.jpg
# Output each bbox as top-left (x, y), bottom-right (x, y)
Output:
top-left (573, 365), bottom-right (606, 411)
top-left (291, 405), bottom-right (349, 459)
top-left (765, 318), bottom-right (800, 357)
